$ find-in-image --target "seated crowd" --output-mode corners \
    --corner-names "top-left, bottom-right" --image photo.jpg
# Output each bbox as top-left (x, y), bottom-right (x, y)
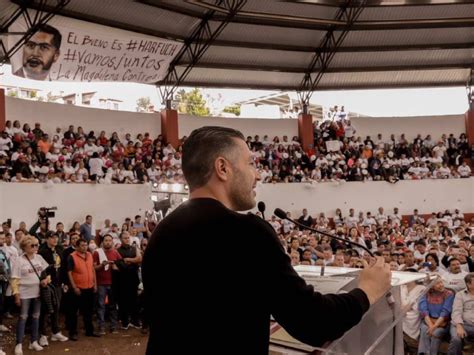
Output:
top-left (266, 206), bottom-right (473, 354)
top-left (0, 213), bottom-right (153, 355)
top-left (253, 122), bottom-right (471, 183)
top-left (0, 119), bottom-right (471, 185)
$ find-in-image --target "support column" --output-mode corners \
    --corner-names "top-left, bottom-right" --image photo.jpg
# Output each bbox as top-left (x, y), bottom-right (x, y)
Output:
top-left (160, 108), bottom-right (179, 148)
top-left (0, 89), bottom-right (5, 132)
top-left (466, 109), bottom-right (474, 146)
top-left (298, 113), bottom-right (313, 151)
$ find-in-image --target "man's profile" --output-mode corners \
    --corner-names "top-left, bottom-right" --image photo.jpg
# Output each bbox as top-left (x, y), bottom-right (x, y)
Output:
top-left (143, 126), bottom-right (391, 354)
top-left (13, 24), bottom-right (61, 81)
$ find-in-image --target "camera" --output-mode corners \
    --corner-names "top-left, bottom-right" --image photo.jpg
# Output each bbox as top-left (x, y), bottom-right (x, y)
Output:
top-left (38, 207), bottom-right (57, 219)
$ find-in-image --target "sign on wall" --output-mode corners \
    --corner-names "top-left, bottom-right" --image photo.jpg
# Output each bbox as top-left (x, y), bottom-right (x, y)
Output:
top-left (8, 14), bottom-right (183, 83)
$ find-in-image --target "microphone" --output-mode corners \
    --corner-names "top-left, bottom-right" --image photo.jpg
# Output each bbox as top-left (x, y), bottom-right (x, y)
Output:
top-left (274, 208), bottom-right (394, 306)
top-left (273, 208), bottom-right (374, 257)
top-left (257, 201), bottom-right (266, 220)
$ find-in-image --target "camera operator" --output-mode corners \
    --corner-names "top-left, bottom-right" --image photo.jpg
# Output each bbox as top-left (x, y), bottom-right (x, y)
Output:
top-left (29, 208), bottom-right (55, 244)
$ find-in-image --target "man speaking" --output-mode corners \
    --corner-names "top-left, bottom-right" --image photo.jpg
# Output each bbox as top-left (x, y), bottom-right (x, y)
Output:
top-left (143, 126), bottom-right (391, 354)
top-left (13, 24), bottom-right (61, 81)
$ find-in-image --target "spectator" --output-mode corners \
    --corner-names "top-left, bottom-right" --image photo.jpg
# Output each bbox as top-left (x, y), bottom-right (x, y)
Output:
top-left (93, 234), bottom-right (122, 334)
top-left (297, 209), bottom-right (313, 228)
top-left (11, 235), bottom-right (49, 354)
top-left (116, 231), bottom-right (142, 329)
top-left (79, 215), bottom-right (94, 242)
top-left (418, 278), bottom-right (454, 355)
top-left (442, 258), bottom-right (468, 293)
top-left (37, 233), bottom-right (68, 346)
top-left (66, 238), bottom-right (99, 340)
top-left (448, 273), bottom-right (474, 354)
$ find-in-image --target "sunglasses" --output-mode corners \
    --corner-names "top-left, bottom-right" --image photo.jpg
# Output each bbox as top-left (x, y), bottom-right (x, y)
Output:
top-left (30, 244), bottom-right (39, 248)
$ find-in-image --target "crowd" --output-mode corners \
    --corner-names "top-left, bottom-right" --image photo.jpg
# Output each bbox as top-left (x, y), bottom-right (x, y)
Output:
top-left (265, 206), bottom-right (473, 354)
top-left (252, 126), bottom-right (471, 183)
top-left (0, 212), bottom-right (153, 355)
top-left (0, 120), bottom-right (184, 185)
top-left (0, 119), bottom-right (471, 185)
top-left (0, 203), bottom-right (473, 354)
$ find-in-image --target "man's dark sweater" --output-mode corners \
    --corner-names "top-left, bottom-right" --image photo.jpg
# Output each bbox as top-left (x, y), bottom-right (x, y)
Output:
top-left (143, 198), bottom-right (370, 355)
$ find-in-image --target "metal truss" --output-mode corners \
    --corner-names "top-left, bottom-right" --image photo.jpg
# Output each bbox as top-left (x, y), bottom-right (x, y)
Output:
top-left (156, 0), bottom-right (247, 108)
top-left (0, 0), bottom-right (70, 66)
top-left (297, 0), bottom-right (368, 113)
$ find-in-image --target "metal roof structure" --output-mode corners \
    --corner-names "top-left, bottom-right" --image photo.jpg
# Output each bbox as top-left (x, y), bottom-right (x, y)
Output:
top-left (1, 0), bottom-right (473, 94)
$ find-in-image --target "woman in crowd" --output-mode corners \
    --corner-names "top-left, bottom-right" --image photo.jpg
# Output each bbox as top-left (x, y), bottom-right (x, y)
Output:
top-left (11, 236), bottom-right (49, 354)
top-left (417, 277), bottom-right (454, 355)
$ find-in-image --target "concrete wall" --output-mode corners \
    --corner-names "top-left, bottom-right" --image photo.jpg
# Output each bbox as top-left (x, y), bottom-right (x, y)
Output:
top-left (0, 182), bottom-right (153, 230)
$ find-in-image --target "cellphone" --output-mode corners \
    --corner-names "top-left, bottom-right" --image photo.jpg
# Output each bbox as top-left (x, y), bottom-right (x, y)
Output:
top-left (422, 262), bottom-right (432, 268)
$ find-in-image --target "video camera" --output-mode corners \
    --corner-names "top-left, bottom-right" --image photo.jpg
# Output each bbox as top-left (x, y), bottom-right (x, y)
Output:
top-left (38, 207), bottom-right (57, 220)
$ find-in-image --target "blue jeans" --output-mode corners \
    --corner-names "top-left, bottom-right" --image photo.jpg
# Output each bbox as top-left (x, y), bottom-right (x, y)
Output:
top-left (16, 297), bottom-right (41, 344)
top-left (448, 323), bottom-right (474, 355)
top-left (418, 320), bottom-right (449, 355)
top-left (97, 285), bottom-right (117, 330)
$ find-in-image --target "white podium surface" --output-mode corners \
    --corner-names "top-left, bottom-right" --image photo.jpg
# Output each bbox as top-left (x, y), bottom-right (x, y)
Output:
top-left (270, 266), bottom-right (431, 355)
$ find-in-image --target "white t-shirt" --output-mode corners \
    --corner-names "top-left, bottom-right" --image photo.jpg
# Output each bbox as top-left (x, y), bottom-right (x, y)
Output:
top-left (0, 245), bottom-right (19, 263)
top-left (441, 270), bottom-right (468, 293)
top-left (345, 216), bottom-right (359, 228)
top-left (402, 284), bottom-right (425, 340)
top-left (12, 254), bottom-right (49, 299)
top-left (433, 146), bottom-right (447, 158)
top-left (458, 165), bottom-right (472, 177)
top-left (375, 213), bottom-right (388, 225)
top-left (269, 220), bottom-right (281, 232)
top-left (89, 158), bottom-right (104, 177)
top-left (344, 125), bottom-right (356, 138)
top-left (0, 137), bottom-right (12, 151)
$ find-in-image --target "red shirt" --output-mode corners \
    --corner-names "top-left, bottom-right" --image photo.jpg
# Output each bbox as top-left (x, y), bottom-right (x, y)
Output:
top-left (93, 248), bottom-right (122, 286)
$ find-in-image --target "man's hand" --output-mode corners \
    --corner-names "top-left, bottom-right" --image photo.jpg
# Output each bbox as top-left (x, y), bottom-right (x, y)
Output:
top-left (457, 324), bottom-right (466, 339)
top-left (73, 287), bottom-right (81, 296)
top-left (358, 257), bottom-right (391, 305)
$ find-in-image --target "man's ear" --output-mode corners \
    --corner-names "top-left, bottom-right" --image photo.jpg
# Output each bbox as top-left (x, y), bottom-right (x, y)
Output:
top-left (214, 156), bottom-right (231, 182)
top-left (53, 50), bottom-right (60, 63)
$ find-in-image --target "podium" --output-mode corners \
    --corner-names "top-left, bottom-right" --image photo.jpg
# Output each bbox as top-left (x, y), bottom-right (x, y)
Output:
top-left (269, 265), bottom-right (435, 355)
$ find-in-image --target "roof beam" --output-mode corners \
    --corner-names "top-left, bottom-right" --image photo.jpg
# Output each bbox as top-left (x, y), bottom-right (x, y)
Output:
top-left (168, 81), bottom-right (466, 91)
top-left (290, 0), bottom-right (474, 8)
top-left (178, 62), bottom-right (472, 74)
top-left (139, 0), bottom-right (474, 31)
top-left (207, 40), bottom-right (474, 53)
top-left (156, 0), bottom-right (248, 106)
top-left (298, 0), bottom-right (369, 109)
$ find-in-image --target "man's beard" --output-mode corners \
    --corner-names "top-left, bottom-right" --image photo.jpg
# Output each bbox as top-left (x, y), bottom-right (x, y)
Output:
top-left (228, 167), bottom-right (255, 212)
top-left (24, 56), bottom-right (54, 78)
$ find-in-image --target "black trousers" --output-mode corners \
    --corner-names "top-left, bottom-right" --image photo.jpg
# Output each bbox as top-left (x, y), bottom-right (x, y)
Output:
top-left (65, 288), bottom-right (95, 336)
top-left (118, 276), bottom-right (139, 326)
top-left (39, 285), bottom-right (62, 335)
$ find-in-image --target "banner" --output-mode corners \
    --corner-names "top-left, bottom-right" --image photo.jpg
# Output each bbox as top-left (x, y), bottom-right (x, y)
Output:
top-left (8, 14), bottom-right (183, 83)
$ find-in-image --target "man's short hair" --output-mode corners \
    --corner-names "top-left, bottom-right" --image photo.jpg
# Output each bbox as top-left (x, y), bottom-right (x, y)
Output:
top-left (182, 126), bottom-right (245, 190)
top-left (465, 273), bottom-right (474, 286)
top-left (36, 24), bottom-right (62, 49)
top-left (448, 257), bottom-right (460, 265)
top-left (75, 238), bottom-right (87, 247)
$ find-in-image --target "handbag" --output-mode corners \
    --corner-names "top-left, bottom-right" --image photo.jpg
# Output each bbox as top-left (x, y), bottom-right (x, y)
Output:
top-left (25, 255), bottom-right (56, 314)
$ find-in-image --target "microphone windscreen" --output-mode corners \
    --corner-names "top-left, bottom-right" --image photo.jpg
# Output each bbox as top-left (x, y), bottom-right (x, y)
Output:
top-left (274, 208), bottom-right (287, 220)
top-left (257, 201), bottom-right (266, 213)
